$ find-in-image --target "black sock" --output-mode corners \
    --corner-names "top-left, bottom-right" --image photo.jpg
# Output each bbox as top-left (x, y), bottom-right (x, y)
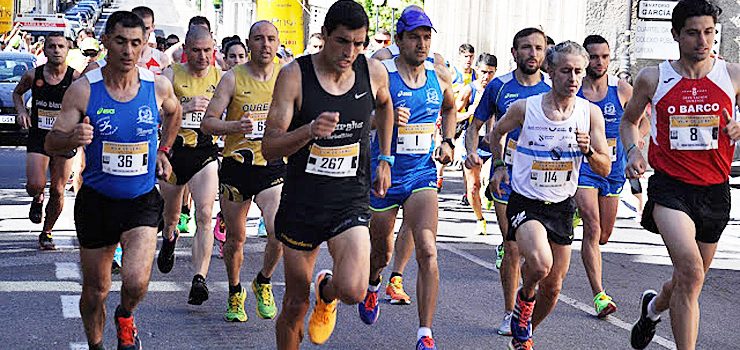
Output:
top-left (229, 283), bottom-right (242, 294)
top-left (369, 277), bottom-right (381, 287)
top-left (255, 271), bottom-right (270, 285)
top-left (193, 274), bottom-right (205, 283)
top-left (88, 341), bottom-right (105, 350)
top-left (319, 276), bottom-right (333, 304)
top-left (115, 305), bottom-right (131, 318)
top-left (390, 272), bottom-right (403, 280)
top-left (519, 289), bottom-right (535, 302)
top-left (181, 205), bottom-right (190, 215)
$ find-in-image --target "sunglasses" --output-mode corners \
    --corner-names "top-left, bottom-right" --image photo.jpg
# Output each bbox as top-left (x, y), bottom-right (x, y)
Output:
top-left (374, 39), bottom-right (390, 44)
top-left (83, 50), bottom-right (99, 57)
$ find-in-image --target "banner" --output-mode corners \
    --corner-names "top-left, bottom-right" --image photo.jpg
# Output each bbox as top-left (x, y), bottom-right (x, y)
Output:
top-left (256, 0), bottom-right (304, 55)
top-left (0, 0), bottom-right (13, 34)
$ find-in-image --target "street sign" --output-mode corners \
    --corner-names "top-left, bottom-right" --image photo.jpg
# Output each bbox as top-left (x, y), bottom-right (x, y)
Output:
top-left (637, 0), bottom-right (678, 20)
top-left (634, 20), bottom-right (721, 60)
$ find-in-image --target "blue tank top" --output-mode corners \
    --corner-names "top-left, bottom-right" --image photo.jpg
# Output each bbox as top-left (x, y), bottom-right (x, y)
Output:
top-left (577, 75), bottom-right (626, 181)
top-left (83, 67), bottom-right (161, 199)
top-left (371, 59), bottom-right (442, 181)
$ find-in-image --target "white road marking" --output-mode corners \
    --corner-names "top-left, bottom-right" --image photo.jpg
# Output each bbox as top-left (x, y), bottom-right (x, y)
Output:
top-left (0, 281), bottom-right (287, 292)
top-left (61, 295), bottom-right (81, 318)
top-left (69, 342), bottom-right (88, 350)
top-left (55, 262), bottom-right (81, 280)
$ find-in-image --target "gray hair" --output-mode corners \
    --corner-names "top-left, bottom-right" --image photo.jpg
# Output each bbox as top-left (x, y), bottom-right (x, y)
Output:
top-left (545, 40), bottom-right (588, 71)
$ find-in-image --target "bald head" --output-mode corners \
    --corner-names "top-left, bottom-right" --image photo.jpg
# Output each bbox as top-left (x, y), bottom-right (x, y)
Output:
top-left (185, 25), bottom-right (212, 45)
top-left (249, 20), bottom-right (278, 40)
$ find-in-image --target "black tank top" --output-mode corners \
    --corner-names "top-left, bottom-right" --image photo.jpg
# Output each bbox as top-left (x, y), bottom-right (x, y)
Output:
top-left (31, 65), bottom-right (75, 134)
top-left (282, 54), bottom-right (375, 215)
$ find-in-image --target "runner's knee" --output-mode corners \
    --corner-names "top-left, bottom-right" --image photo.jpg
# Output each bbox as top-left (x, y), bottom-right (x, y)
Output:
top-left (282, 294), bottom-right (310, 318)
top-left (673, 263), bottom-right (705, 294)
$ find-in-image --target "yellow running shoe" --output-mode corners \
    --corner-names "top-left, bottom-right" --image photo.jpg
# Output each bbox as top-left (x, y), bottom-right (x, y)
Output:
top-left (308, 270), bottom-right (337, 345)
top-left (385, 276), bottom-right (412, 305)
top-left (476, 219), bottom-right (487, 235)
top-left (252, 279), bottom-right (277, 319)
top-left (224, 286), bottom-right (248, 322)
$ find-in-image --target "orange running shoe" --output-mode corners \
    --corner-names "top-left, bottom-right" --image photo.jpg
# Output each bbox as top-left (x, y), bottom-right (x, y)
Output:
top-left (385, 276), bottom-right (412, 305)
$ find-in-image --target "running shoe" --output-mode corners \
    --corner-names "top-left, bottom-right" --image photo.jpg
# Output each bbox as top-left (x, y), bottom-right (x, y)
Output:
top-left (188, 275), bottom-right (209, 305)
top-left (29, 199), bottom-right (43, 224)
top-left (257, 217), bottom-right (267, 237)
top-left (213, 212), bottom-right (226, 259)
top-left (308, 270), bottom-right (337, 345)
top-left (156, 231), bottom-right (178, 273)
top-left (385, 276), bottom-right (412, 305)
top-left (511, 290), bottom-right (535, 342)
top-left (497, 311), bottom-right (512, 336)
top-left (460, 194), bottom-right (469, 206)
top-left (224, 286), bottom-right (248, 322)
top-left (416, 335), bottom-right (437, 350)
top-left (112, 245), bottom-right (123, 274)
top-left (436, 177), bottom-right (444, 192)
top-left (476, 219), bottom-right (487, 235)
top-left (177, 212), bottom-right (190, 233)
top-left (252, 279), bottom-right (277, 319)
top-left (507, 338), bottom-right (533, 350)
top-left (38, 232), bottom-right (56, 251)
top-left (115, 306), bottom-right (141, 350)
top-left (495, 244), bottom-right (505, 270)
top-left (572, 208), bottom-right (582, 228)
top-left (594, 291), bottom-right (617, 318)
top-left (630, 290), bottom-right (660, 349)
top-left (358, 279), bottom-right (381, 325)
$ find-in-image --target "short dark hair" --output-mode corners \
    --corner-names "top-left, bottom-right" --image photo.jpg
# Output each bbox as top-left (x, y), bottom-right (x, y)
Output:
top-left (166, 34), bottom-right (179, 42)
top-left (104, 11), bottom-right (146, 36)
top-left (323, 0), bottom-right (369, 36)
top-left (512, 27), bottom-right (546, 50)
top-left (223, 40), bottom-right (246, 56)
top-left (78, 27), bottom-right (95, 38)
top-left (583, 34), bottom-right (609, 50)
top-left (46, 32), bottom-right (66, 40)
top-left (131, 6), bottom-right (154, 20)
top-left (671, 0), bottom-right (721, 32)
top-left (476, 53), bottom-right (497, 67)
top-left (459, 43), bottom-right (474, 54)
top-left (546, 35), bottom-right (555, 46)
top-left (189, 16), bottom-right (211, 31)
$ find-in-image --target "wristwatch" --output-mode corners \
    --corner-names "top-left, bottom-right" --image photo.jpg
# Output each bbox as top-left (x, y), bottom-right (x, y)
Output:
top-left (378, 154), bottom-right (395, 167)
top-left (441, 138), bottom-right (455, 149)
top-left (583, 146), bottom-right (594, 158)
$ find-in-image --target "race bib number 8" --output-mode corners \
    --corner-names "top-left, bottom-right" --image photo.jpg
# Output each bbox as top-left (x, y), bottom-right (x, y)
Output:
top-left (669, 115), bottom-right (719, 150)
top-left (530, 160), bottom-right (573, 188)
top-left (504, 139), bottom-right (517, 165)
top-left (397, 123), bottom-right (435, 154)
top-left (37, 109), bottom-right (60, 130)
top-left (246, 112), bottom-right (268, 139)
top-left (181, 111), bottom-right (204, 129)
top-left (102, 141), bottom-right (149, 176)
top-left (306, 143), bottom-right (360, 177)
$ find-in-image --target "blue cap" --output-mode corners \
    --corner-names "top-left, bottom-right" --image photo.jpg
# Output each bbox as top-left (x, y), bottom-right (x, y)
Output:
top-left (396, 10), bottom-right (436, 35)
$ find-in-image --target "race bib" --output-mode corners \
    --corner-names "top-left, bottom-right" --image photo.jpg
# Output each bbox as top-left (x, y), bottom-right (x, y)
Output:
top-left (37, 109), bottom-right (60, 130)
top-left (245, 112), bottom-right (268, 139)
top-left (530, 160), bottom-right (573, 188)
top-left (305, 143), bottom-right (360, 177)
top-left (607, 138), bottom-right (618, 162)
top-left (181, 111), bottom-right (204, 129)
top-left (504, 138), bottom-right (517, 165)
top-left (397, 123), bottom-right (435, 154)
top-left (669, 115), bottom-right (719, 150)
top-left (102, 141), bottom-right (149, 176)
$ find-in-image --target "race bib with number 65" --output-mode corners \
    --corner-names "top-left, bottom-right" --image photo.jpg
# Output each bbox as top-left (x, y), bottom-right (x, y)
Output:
top-left (102, 141), bottom-right (149, 176)
top-left (245, 112), bottom-right (268, 139)
top-left (305, 143), bottom-right (360, 177)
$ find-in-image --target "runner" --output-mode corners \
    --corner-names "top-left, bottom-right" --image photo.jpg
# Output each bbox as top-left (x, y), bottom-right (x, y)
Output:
top-left (44, 11), bottom-right (180, 349)
top-left (13, 31), bottom-right (80, 250)
top-left (574, 34), bottom-right (634, 318)
top-left (263, 2), bottom-right (393, 348)
top-left (452, 43), bottom-right (477, 91)
top-left (622, 1), bottom-right (740, 349)
top-left (156, 26), bottom-right (221, 307)
top-left (466, 27), bottom-right (551, 336)
top-left (358, 9), bottom-right (454, 350)
top-left (131, 6), bottom-right (171, 74)
top-left (304, 33), bottom-right (324, 55)
top-left (201, 20), bottom-right (285, 322)
top-left (222, 40), bottom-right (247, 71)
top-left (489, 41), bottom-right (611, 350)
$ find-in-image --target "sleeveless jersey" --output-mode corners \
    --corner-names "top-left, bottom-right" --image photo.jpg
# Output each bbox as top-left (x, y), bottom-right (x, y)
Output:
top-left (31, 65), bottom-right (75, 134)
top-left (650, 59), bottom-right (736, 185)
top-left (171, 63), bottom-right (221, 149)
top-left (222, 62), bottom-right (283, 166)
top-left (474, 71), bottom-right (551, 165)
top-left (83, 67), bottom-right (161, 199)
top-left (371, 59), bottom-right (441, 182)
top-left (453, 66), bottom-right (477, 86)
top-left (511, 94), bottom-right (591, 203)
top-left (577, 75), bottom-right (625, 182)
top-left (139, 47), bottom-right (167, 75)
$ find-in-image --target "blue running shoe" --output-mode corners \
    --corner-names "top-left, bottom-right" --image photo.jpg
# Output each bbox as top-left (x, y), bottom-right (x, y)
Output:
top-left (511, 290), bottom-right (535, 342)
top-left (416, 336), bottom-right (437, 350)
top-left (358, 285), bottom-right (380, 325)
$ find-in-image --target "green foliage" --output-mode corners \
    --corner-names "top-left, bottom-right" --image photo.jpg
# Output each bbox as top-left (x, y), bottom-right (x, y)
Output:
top-left (356, 0), bottom-right (424, 36)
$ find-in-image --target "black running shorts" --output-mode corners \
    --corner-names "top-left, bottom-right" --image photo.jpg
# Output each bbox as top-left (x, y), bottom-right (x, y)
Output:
top-left (641, 172), bottom-right (730, 244)
top-left (26, 129), bottom-right (49, 156)
top-left (219, 157), bottom-right (285, 202)
top-left (506, 191), bottom-right (577, 245)
top-left (275, 204), bottom-right (371, 251)
top-left (166, 146), bottom-right (218, 186)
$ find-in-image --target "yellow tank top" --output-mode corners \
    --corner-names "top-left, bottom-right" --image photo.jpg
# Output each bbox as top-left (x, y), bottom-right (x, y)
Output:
top-left (172, 63), bottom-right (222, 148)
top-left (223, 62), bottom-right (283, 166)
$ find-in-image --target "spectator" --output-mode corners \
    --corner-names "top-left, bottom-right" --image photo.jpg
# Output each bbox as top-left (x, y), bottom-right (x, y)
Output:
top-left (303, 32), bottom-right (324, 55)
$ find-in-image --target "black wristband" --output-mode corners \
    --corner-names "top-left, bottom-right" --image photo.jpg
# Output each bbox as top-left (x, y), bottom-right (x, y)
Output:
top-left (442, 138), bottom-right (455, 149)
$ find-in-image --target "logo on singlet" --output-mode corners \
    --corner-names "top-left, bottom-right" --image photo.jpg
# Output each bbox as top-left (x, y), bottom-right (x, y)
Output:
top-left (97, 116), bottom-right (118, 136)
top-left (137, 106), bottom-right (156, 125)
top-left (604, 103), bottom-right (616, 116)
top-left (426, 88), bottom-right (440, 105)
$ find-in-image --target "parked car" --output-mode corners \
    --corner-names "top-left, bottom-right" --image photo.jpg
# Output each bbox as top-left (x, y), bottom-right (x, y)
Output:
top-left (0, 53), bottom-right (35, 146)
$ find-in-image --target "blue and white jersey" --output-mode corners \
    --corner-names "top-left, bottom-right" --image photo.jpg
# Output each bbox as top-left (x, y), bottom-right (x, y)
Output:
top-left (371, 59), bottom-right (442, 181)
top-left (83, 67), bottom-right (161, 199)
top-left (577, 75), bottom-right (626, 182)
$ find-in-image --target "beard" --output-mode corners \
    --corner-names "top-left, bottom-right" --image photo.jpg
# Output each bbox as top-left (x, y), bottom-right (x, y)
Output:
top-left (586, 66), bottom-right (606, 79)
top-left (518, 64), bottom-right (539, 75)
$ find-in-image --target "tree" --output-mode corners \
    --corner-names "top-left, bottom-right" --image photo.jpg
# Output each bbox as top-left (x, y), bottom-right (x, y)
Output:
top-left (356, 0), bottom-right (424, 37)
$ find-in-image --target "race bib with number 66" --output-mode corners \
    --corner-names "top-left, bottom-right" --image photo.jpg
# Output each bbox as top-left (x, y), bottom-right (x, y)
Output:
top-left (181, 111), bottom-right (204, 129)
top-left (102, 141), bottom-right (149, 176)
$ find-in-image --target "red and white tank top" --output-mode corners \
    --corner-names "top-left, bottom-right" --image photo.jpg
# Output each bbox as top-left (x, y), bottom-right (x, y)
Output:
top-left (650, 59), bottom-right (736, 185)
top-left (138, 47), bottom-right (167, 75)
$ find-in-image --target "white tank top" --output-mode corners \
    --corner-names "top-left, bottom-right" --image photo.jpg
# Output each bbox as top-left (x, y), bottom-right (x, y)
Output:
top-left (511, 94), bottom-right (591, 203)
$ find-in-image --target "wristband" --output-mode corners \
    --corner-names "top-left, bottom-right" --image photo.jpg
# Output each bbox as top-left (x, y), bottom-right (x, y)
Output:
top-left (493, 158), bottom-right (506, 171)
top-left (157, 146), bottom-right (172, 159)
top-left (584, 146), bottom-right (594, 158)
top-left (378, 154), bottom-right (395, 167)
top-left (625, 143), bottom-right (637, 156)
top-left (441, 138), bottom-right (455, 149)
top-left (308, 120), bottom-right (316, 139)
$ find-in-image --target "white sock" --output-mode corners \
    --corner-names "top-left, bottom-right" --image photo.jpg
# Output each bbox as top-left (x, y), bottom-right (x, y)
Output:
top-left (647, 297), bottom-right (661, 321)
top-left (417, 327), bottom-right (432, 340)
top-left (368, 281), bottom-right (380, 292)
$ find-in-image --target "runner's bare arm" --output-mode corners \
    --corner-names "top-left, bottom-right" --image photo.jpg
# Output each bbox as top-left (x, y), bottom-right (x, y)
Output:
top-left (12, 68), bottom-right (34, 129)
top-left (465, 118), bottom-right (484, 156)
top-left (617, 78), bottom-right (633, 109)
top-left (45, 78), bottom-right (92, 155)
top-left (490, 99), bottom-right (525, 162)
top-left (81, 61), bottom-right (100, 75)
top-left (72, 70), bottom-right (82, 80)
top-left (200, 70), bottom-right (238, 135)
top-left (369, 58), bottom-right (393, 197)
top-left (162, 66), bottom-right (174, 83)
top-left (155, 76), bottom-right (180, 179)
top-left (455, 84), bottom-right (473, 121)
top-left (262, 62), bottom-right (313, 161)
top-left (620, 67), bottom-right (657, 156)
top-left (370, 47), bottom-right (392, 61)
top-left (585, 104), bottom-right (611, 177)
top-left (435, 57), bottom-right (456, 163)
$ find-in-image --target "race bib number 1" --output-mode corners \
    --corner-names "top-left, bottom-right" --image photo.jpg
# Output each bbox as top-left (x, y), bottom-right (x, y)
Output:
top-left (102, 141), bottom-right (149, 176)
top-left (669, 115), bottom-right (719, 150)
top-left (245, 112), bottom-right (268, 139)
top-left (504, 139), bottom-right (517, 165)
top-left (181, 111), bottom-right (204, 129)
top-left (306, 143), bottom-right (360, 177)
top-left (397, 123), bottom-right (435, 154)
top-left (37, 109), bottom-right (59, 130)
top-left (530, 160), bottom-right (573, 188)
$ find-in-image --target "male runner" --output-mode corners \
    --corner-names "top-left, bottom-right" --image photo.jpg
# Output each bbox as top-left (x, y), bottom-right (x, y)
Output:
top-left (622, 1), bottom-right (740, 349)
top-left (490, 41), bottom-right (610, 350)
top-left (13, 32), bottom-right (80, 250)
top-left (575, 34), bottom-right (634, 318)
top-left (263, 2), bottom-right (393, 348)
top-left (452, 43), bottom-right (477, 91)
top-left (466, 27), bottom-right (551, 336)
top-left (45, 11), bottom-right (180, 349)
top-left (131, 6), bottom-right (171, 74)
top-left (358, 9), bottom-right (454, 350)
top-left (202, 20), bottom-right (285, 322)
top-left (156, 26), bottom-right (221, 306)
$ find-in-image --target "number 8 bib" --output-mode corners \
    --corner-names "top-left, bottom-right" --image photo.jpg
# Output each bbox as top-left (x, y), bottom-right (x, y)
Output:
top-left (669, 115), bottom-right (719, 150)
top-left (102, 141), bottom-right (149, 176)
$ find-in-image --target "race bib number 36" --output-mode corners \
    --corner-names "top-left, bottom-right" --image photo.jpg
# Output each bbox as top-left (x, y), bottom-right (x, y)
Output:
top-left (37, 109), bottom-right (60, 130)
top-left (669, 115), bottom-right (719, 150)
top-left (397, 123), bottom-right (435, 154)
top-left (306, 143), bottom-right (360, 177)
top-left (530, 160), bottom-right (573, 188)
top-left (181, 111), bottom-right (204, 129)
top-left (102, 141), bottom-right (149, 176)
top-left (246, 112), bottom-right (268, 139)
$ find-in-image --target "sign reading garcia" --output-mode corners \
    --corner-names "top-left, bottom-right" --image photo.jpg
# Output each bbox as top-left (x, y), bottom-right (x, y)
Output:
top-left (637, 0), bottom-right (678, 20)
top-left (634, 20), bottom-right (722, 60)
